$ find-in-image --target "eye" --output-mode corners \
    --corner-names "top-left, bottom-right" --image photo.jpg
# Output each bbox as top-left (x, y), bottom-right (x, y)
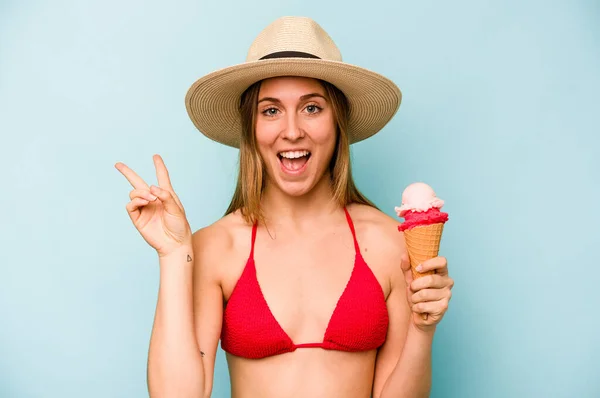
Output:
top-left (305, 104), bottom-right (322, 114)
top-left (262, 107), bottom-right (279, 116)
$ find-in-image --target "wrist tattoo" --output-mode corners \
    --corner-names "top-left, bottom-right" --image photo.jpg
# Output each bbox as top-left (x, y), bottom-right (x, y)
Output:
top-left (200, 351), bottom-right (205, 357)
top-left (187, 254), bottom-right (192, 262)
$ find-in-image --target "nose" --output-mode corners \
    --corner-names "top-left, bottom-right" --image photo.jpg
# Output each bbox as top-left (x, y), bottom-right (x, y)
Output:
top-left (282, 112), bottom-right (304, 141)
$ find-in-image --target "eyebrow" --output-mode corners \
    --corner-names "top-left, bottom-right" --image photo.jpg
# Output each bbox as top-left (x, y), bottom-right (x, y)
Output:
top-left (257, 93), bottom-right (328, 104)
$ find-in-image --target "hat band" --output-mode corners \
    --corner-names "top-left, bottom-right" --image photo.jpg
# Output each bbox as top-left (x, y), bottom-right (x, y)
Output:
top-left (259, 51), bottom-right (320, 60)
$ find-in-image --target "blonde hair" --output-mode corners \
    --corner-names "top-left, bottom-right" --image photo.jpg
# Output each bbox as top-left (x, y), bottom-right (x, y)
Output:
top-left (224, 79), bottom-right (377, 224)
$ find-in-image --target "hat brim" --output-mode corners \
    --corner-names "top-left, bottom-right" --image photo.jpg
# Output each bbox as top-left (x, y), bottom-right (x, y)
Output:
top-left (185, 58), bottom-right (402, 148)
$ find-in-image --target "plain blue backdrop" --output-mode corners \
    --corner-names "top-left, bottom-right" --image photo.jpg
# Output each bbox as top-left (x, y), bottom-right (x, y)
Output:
top-left (1, 0), bottom-right (599, 397)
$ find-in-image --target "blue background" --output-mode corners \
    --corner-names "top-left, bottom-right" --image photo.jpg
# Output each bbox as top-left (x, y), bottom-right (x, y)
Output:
top-left (1, 0), bottom-right (598, 397)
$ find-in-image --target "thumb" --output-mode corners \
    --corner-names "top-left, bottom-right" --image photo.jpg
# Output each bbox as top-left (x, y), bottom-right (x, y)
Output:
top-left (396, 229), bottom-right (413, 290)
top-left (400, 251), bottom-right (413, 290)
top-left (150, 185), bottom-right (182, 216)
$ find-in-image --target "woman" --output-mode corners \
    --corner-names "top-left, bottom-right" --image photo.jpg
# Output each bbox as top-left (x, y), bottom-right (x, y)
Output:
top-left (116, 17), bottom-right (453, 398)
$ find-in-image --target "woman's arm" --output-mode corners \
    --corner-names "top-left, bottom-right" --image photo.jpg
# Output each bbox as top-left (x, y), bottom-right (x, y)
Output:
top-left (379, 319), bottom-right (435, 398)
top-left (147, 243), bottom-right (205, 397)
top-left (191, 224), bottom-right (227, 397)
top-left (374, 245), bottom-right (452, 397)
top-left (372, 259), bottom-right (434, 398)
top-left (364, 210), bottom-right (435, 398)
top-left (147, 223), bottom-right (225, 398)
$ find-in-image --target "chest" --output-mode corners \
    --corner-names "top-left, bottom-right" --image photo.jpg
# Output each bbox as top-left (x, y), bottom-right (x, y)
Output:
top-left (226, 225), bottom-right (358, 343)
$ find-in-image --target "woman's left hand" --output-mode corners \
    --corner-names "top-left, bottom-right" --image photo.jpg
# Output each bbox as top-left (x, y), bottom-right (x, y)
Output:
top-left (402, 256), bottom-right (454, 332)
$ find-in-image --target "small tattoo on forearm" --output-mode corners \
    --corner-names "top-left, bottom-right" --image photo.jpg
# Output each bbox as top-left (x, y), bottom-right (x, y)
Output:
top-left (187, 255), bottom-right (192, 262)
top-left (200, 351), bottom-right (205, 357)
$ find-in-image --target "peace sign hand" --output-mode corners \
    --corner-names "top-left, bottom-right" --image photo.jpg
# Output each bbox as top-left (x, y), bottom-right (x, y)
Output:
top-left (115, 154), bottom-right (192, 258)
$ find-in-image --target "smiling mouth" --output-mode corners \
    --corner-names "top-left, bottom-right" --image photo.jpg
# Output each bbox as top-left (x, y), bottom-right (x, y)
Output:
top-left (277, 150), bottom-right (312, 172)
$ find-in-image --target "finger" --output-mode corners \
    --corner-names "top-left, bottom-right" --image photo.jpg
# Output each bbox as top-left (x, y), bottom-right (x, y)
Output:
top-left (400, 253), bottom-right (410, 274)
top-left (396, 228), bottom-right (408, 251)
top-left (126, 197), bottom-right (149, 220)
top-left (410, 288), bottom-right (449, 304)
top-left (396, 231), bottom-right (410, 271)
top-left (150, 185), bottom-right (182, 216)
top-left (396, 231), bottom-right (413, 287)
top-left (412, 298), bottom-right (449, 316)
top-left (115, 162), bottom-right (150, 190)
top-left (129, 189), bottom-right (158, 202)
top-left (153, 155), bottom-right (184, 210)
top-left (153, 154), bottom-right (173, 190)
top-left (402, 264), bottom-right (413, 291)
top-left (410, 274), bottom-right (450, 292)
top-left (417, 256), bottom-right (448, 275)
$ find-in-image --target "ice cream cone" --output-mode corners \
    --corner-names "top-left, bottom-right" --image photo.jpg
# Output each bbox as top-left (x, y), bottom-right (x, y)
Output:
top-left (403, 222), bottom-right (445, 280)
top-left (395, 182), bottom-right (449, 321)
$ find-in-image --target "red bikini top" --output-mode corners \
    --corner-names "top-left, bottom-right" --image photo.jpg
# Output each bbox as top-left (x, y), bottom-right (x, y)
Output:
top-left (221, 207), bottom-right (389, 359)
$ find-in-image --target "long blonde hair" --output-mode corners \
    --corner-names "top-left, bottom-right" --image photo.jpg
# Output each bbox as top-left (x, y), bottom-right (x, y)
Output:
top-left (224, 79), bottom-right (377, 224)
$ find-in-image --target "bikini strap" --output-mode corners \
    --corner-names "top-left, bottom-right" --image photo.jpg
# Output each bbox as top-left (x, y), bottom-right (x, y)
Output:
top-left (343, 207), bottom-right (361, 254)
top-left (249, 222), bottom-right (258, 259)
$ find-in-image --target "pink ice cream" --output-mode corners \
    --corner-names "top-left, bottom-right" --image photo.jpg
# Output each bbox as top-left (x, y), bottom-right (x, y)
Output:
top-left (395, 182), bottom-right (449, 232)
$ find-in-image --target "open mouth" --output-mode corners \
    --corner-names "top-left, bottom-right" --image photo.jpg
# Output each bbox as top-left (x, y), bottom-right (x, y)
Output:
top-left (277, 150), bottom-right (312, 172)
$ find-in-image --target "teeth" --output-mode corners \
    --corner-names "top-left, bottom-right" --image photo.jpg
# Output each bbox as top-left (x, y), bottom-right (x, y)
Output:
top-left (279, 150), bottom-right (310, 159)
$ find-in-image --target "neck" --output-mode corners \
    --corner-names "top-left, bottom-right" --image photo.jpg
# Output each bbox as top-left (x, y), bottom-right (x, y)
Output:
top-left (260, 173), bottom-right (341, 227)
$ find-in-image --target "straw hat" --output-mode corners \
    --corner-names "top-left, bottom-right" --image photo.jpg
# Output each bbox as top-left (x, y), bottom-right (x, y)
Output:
top-left (185, 16), bottom-right (402, 148)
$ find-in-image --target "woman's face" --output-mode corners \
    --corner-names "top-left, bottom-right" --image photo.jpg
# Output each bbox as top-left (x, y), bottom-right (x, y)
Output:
top-left (255, 76), bottom-right (337, 197)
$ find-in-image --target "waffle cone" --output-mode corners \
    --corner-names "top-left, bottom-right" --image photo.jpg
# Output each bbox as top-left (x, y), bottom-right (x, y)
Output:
top-left (403, 222), bottom-right (445, 280)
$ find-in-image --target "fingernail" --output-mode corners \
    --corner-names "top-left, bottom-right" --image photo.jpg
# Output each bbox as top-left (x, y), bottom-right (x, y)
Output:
top-left (149, 194), bottom-right (158, 201)
top-left (416, 264), bottom-right (423, 272)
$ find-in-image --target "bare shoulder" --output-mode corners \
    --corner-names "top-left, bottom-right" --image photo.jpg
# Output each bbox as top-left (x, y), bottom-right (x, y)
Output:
top-left (191, 210), bottom-right (252, 282)
top-left (347, 204), bottom-right (408, 292)
top-left (347, 203), bottom-right (405, 255)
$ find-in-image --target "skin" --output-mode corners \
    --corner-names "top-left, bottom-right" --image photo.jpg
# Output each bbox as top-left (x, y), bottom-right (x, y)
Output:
top-left (191, 77), bottom-right (453, 397)
top-left (116, 77), bottom-right (454, 397)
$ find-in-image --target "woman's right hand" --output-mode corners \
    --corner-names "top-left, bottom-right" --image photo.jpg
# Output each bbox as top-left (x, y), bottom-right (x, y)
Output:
top-left (115, 154), bottom-right (192, 257)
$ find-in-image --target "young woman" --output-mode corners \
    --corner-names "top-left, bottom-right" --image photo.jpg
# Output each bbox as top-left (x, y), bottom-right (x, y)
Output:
top-left (116, 17), bottom-right (454, 398)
